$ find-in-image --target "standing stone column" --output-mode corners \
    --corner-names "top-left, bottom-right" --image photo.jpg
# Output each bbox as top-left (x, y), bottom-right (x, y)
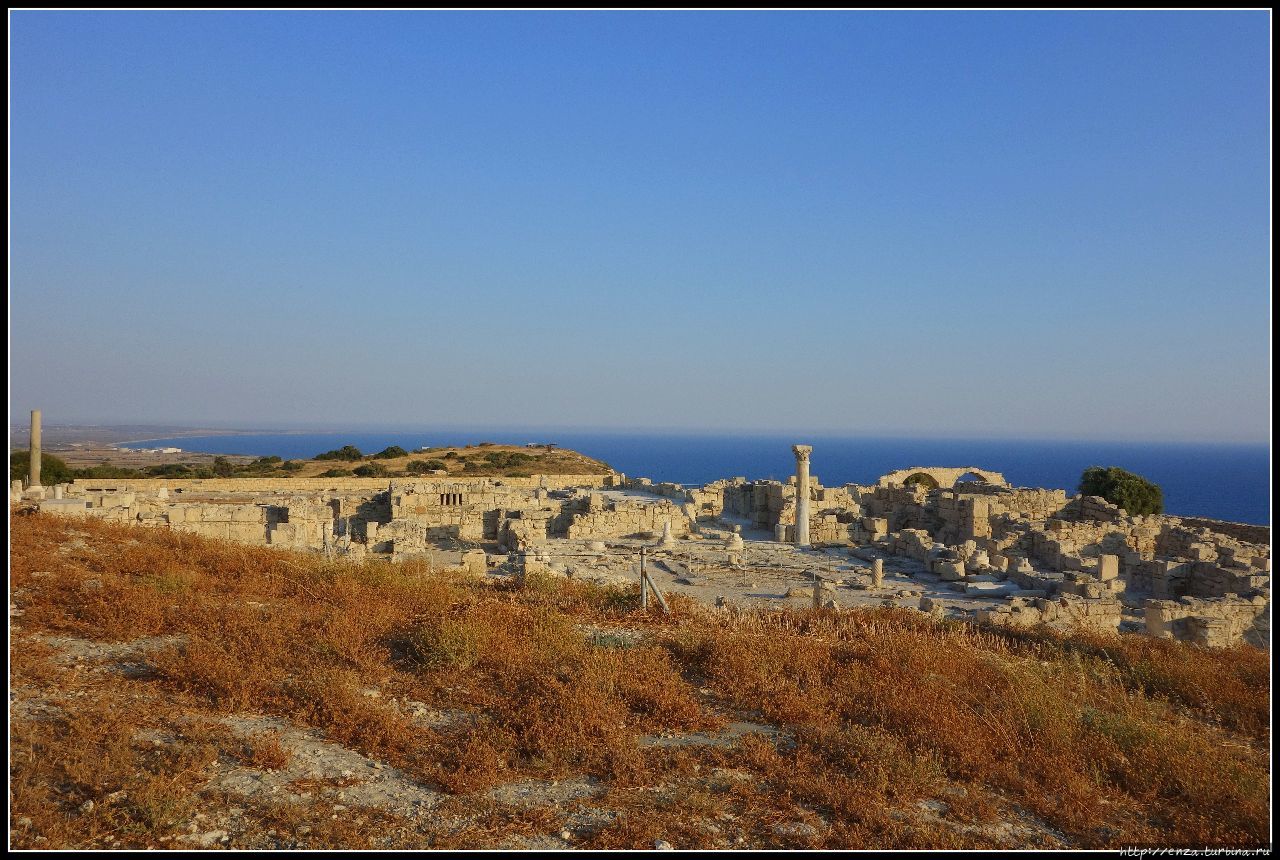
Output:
top-left (658, 518), bottom-right (675, 548)
top-left (29, 409), bottom-right (42, 489)
top-left (792, 444), bottom-right (812, 547)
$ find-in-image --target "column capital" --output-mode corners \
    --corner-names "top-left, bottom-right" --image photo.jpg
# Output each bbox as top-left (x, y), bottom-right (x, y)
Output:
top-left (792, 444), bottom-right (812, 462)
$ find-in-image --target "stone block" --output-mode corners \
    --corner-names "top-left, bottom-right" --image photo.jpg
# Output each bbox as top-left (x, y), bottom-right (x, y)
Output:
top-left (964, 581), bottom-right (1021, 597)
top-left (38, 498), bottom-right (92, 516)
top-left (461, 549), bottom-right (487, 576)
top-left (934, 560), bottom-right (966, 581)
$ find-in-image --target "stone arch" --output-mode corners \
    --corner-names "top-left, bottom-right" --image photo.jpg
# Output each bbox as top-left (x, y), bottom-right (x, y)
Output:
top-left (902, 472), bottom-right (940, 489)
top-left (877, 467), bottom-right (1008, 489)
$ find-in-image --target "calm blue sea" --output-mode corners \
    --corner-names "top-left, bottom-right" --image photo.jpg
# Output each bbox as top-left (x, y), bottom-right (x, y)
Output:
top-left (123, 431), bottom-right (1271, 526)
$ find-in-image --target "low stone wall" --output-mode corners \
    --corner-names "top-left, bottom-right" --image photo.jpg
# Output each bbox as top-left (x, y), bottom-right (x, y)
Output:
top-left (988, 487), bottom-right (1071, 520)
top-left (977, 594), bottom-right (1122, 634)
top-left (1144, 595), bottom-right (1267, 647)
top-left (565, 502), bottom-right (690, 541)
top-left (69, 473), bottom-right (616, 494)
top-left (889, 529), bottom-right (934, 562)
top-left (165, 503), bottom-right (270, 544)
top-left (1174, 517), bottom-right (1270, 546)
top-left (1060, 495), bottom-right (1127, 524)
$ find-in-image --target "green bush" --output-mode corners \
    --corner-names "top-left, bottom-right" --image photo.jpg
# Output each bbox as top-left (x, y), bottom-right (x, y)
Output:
top-left (1079, 466), bottom-right (1164, 516)
top-left (353, 463), bottom-right (388, 478)
top-left (405, 459), bottom-right (447, 475)
top-left (143, 463), bottom-right (195, 478)
top-left (9, 451), bottom-right (74, 486)
top-left (372, 446), bottom-right (408, 460)
top-left (482, 451), bottom-right (536, 468)
top-left (72, 463), bottom-right (146, 480)
top-left (315, 445), bottom-right (364, 461)
top-left (212, 456), bottom-right (236, 477)
top-left (281, 460), bottom-right (304, 472)
top-left (232, 456), bottom-right (286, 476)
top-left (317, 468), bottom-right (352, 478)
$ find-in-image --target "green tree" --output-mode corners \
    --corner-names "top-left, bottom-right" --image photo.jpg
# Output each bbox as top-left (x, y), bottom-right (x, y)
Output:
top-left (9, 451), bottom-right (73, 485)
top-left (1078, 466), bottom-right (1164, 516)
top-left (353, 463), bottom-right (388, 478)
top-left (372, 446), bottom-right (409, 460)
top-left (212, 456), bottom-right (236, 477)
top-left (315, 445), bottom-right (364, 461)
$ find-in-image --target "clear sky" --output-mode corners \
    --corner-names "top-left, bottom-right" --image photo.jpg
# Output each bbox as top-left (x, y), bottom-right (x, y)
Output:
top-left (8, 10), bottom-right (1272, 442)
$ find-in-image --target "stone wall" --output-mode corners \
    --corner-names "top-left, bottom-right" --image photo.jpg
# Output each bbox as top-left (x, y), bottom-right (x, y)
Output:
top-left (986, 487), bottom-right (1070, 520)
top-left (1155, 522), bottom-right (1270, 570)
top-left (977, 594), bottom-right (1122, 634)
top-left (1059, 494), bottom-right (1127, 524)
top-left (69, 473), bottom-right (616, 495)
top-left (1173, 517), bottom-right (1270, 546)
top-left (164, 503), bottom-right (270, 544)
top-left (856, 485), bottom-right (933, 532)
top-left (716, 480), bottom-right (790, 530)
top-left (1144, 596), bottom-right (1267, 647)
top-left (565, 500), bottom-right (690, 541)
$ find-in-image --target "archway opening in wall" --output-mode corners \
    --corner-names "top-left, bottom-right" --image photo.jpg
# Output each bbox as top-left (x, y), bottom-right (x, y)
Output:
top-left (903, 472), bottom-right (939, 489)
top-left (955, 471), bottom-right (988, 485)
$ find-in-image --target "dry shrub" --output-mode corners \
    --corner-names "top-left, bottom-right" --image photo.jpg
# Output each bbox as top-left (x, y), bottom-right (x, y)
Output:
top-left (671, 606), bottom-right (1269, 847)
top-left (9, 692), bottom-right (217, 849)
top-left (241, 730), bottom-right (292, 771)
top-left (976, 622), bottom-right (1270, 738)
top-left (433, 718), bottom-right (519, 793)
top-left (402, 617), bottom-right (486, 671)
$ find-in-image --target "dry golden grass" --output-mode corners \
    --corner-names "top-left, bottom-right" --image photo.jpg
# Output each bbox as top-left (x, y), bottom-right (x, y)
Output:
top-left (9, 511), bottom-right (1271, 849)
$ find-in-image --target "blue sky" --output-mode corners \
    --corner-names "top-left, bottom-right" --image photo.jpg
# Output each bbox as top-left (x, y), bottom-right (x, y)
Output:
top-left (8, 10), bottom-right (1271, 442)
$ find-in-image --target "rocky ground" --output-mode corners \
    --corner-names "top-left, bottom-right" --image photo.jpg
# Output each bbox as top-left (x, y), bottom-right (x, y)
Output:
top-left (9, 627), bottom-right (1071, 851)
top-left (472, 519), bottom-right (1107, 625)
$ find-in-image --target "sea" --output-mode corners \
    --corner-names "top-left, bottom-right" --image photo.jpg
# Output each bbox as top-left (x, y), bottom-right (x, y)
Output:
top-left (121, 431), bottom-right (1271, 526)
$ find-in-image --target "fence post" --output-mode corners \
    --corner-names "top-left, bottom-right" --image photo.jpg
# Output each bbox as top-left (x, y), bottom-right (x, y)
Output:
top-left (640, 546), bottom-right (648, 610)
top-left (650, 576), bottom-right (670, 614)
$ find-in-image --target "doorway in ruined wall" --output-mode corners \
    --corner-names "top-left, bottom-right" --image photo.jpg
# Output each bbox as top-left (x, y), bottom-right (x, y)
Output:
top-left (903, 472), bottom-right (940, 490)
top-left (955, 472), bottom-right (990, 486)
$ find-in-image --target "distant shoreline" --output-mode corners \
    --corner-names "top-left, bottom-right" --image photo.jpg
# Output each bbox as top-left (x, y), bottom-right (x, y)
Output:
top-left (118, 429), bottom-right (314, 446)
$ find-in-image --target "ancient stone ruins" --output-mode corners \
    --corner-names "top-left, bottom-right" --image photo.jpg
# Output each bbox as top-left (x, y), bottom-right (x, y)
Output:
top-left (17, 422), bottom-right (1270, 650)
